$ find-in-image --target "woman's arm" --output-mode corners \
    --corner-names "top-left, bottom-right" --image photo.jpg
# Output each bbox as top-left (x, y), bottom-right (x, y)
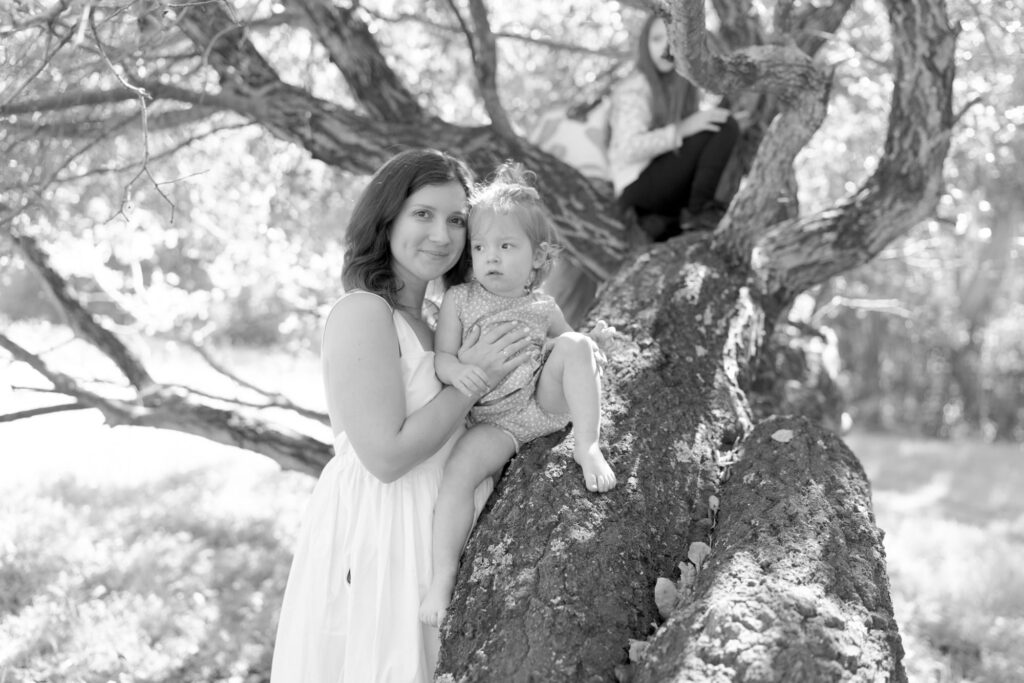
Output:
top-left (322, 294), bottom-right (476, 483)
top-left (608, 76), bottom-right (678, 164)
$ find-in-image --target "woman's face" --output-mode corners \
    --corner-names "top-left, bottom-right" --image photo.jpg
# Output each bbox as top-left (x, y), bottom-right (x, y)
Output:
top-left (647, 18), bottom-right (674, 74)
top-left (388, 181), bottom-right (468, 290)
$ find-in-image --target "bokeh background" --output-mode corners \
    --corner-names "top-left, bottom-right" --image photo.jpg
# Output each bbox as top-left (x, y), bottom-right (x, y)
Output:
top-left (2, 0), bottom-right (1021, 681)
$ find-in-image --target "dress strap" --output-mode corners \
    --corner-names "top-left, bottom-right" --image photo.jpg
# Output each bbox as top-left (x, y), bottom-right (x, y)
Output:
top-left (336, 289), bottom-right (393, 311)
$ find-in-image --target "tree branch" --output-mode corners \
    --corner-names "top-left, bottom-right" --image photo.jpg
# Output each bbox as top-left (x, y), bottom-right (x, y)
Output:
top-left (748, 0), bottom-right (957, 306)
top-left (287, 0), bottom-right (426, 123)
top-left (462, 0), bottom-right (516, 140)
top-left (2, 105), bottom-right (223, 139)
top-left (4, 224), bottom-right (155, 392)
top-left (0, 330), bottom-right (332, 475)
top-left (167, 0), bottom-right (626, 279)
top-left (0, 333), bottom-right (97, 401)
top-left (169, 334), bottom-right (330, 426)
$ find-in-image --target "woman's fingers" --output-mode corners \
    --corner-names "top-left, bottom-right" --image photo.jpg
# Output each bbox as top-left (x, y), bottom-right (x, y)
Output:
top-left (463, 322), bottom-right (482, 347)
top-left (480, 320), bottom-right (525, 345)
top-left (501, 336), bottom-right (535, 364)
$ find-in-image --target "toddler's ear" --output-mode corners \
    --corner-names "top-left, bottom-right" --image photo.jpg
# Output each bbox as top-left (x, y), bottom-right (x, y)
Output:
top-left (533, 241), bottom-right (550, 266)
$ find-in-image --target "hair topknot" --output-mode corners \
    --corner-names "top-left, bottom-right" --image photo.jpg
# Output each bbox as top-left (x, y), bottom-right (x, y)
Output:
top-left (471, 161), bottom-right (542, 212)
top-left (469, 160), bottom-right (563, 290)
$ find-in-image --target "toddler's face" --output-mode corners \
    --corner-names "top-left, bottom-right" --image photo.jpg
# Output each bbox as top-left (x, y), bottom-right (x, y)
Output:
top-left (469, 210), bottom-right (542, 298)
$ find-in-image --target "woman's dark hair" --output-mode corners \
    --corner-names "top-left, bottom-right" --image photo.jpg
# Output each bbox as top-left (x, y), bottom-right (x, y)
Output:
top-left (341, 149), bottom-right (474, 307)
top-left (635, 14), bottom-right (699, 129)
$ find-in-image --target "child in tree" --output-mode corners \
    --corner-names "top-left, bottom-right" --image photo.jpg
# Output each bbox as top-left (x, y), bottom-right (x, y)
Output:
top-left (419, 162), bottom-right (617, 627)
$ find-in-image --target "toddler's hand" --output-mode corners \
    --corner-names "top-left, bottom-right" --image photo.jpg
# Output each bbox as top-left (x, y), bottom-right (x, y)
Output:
top-left (453, 364), bottom-right (490, 398)
top-left (586, 320), bottom-right (617, 373)
top-left (586, 320), bottom-right (616, 352)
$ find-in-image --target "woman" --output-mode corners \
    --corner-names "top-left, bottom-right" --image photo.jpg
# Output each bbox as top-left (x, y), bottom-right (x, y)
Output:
top-left (608, 13), bottom-right (740, 240)
top-left (270, 149), bottom-right (530, 683)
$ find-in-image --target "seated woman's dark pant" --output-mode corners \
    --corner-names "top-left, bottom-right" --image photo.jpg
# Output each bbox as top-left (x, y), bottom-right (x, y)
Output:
top-left (619, 115), bottom-right (740, 240)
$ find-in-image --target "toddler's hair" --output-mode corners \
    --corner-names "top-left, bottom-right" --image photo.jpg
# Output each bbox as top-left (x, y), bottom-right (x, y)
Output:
top-left (469, 161), bottom-right (563, 290)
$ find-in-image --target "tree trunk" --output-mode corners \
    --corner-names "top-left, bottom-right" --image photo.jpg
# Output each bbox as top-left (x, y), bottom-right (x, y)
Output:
top-left (633, 416), bottom-right (904, 682)
top-left (437, 238), bottom-right (904, 681)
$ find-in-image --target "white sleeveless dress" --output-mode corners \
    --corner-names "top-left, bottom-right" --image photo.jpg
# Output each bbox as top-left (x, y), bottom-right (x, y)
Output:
top-left (270, 293), bottom-right (493, 683)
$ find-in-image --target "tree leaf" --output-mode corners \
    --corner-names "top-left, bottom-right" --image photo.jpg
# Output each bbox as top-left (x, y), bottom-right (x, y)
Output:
top-left (654, 576), bottom-right (679, 620)
top-left (771, 429), bottom-right (794, 443)
top-left (688, 541), bottom-right (711, 572)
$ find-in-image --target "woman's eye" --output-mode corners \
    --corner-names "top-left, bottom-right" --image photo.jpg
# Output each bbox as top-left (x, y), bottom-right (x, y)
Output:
top-left (449, 215), bottom-right (467, 227)
top-left (414, 209), bottom-right (431, 219)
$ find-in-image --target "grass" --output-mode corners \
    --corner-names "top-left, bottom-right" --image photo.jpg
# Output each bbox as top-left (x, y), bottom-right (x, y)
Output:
top-left (1, 326), bottom-right (1021, 681)
top-left (846, 432), bottom-right (1024, 683)
top-left (0, 411), bottom-right (315, 683)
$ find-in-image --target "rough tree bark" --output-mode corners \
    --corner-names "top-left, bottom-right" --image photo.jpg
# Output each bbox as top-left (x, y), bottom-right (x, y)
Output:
top-left (436, 0), bottom-right (955, 677)
top-left (633, 415), bottom-right (902, 682)
top-left (0, 0), bottom-right (958, 680)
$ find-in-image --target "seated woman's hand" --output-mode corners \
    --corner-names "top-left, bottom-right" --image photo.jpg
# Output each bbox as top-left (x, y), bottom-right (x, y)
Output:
top-left (676, 107), bottom-right (731, 143)
top-left (458, 321), bottom-right (533, 388)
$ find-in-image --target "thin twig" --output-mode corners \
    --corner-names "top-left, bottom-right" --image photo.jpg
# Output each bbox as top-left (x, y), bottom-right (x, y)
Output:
top-left (89, 10), bottom-right (177, 222)
top-left (443, 0), bottom-right (477, 66)
top-left (0, 403), bottom-right (91, 422)
top-left (360, 7), bottom-right (627, 58)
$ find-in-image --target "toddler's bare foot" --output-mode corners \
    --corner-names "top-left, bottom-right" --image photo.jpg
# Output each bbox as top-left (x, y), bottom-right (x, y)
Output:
top-left (419, 574), bottom-right (456, 627)
top-left (575, 443), bottom-right (616, 493)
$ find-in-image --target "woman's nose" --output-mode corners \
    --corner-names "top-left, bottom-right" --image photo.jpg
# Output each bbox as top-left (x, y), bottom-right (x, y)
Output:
top-left (429, 219), bottom-right (450, 243)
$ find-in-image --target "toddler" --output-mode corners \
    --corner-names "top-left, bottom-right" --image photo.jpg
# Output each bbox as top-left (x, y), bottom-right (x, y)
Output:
top-left (419, 162), bottom-right (616, 627)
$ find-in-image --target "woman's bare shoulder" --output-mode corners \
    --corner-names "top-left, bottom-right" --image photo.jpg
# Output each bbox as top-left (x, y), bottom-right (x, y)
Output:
top-left (324, 290), bottom-right (394, 337)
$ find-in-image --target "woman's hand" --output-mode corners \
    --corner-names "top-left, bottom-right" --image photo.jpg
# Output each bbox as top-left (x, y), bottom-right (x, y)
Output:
top-left (457, 321), bottom-right (533, 388)
top-left (675, 107), bottom-right (731, 145)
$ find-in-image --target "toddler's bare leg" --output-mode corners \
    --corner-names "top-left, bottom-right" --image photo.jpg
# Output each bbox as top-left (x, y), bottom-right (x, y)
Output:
top-left (420, 424), bottom-right (515, 627)
top-left (536, 332), bottom-right (616, 492)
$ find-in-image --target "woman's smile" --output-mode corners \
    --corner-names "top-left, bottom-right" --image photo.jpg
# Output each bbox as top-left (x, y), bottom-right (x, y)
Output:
top-left (388, 180), bottom-right (469, 287)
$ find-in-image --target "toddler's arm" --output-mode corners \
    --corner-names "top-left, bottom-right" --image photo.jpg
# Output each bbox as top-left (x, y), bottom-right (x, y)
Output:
top-left (436, 291), bottom-right (490, 397)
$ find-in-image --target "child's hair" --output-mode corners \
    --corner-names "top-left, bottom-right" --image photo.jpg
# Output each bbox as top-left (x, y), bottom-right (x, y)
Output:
top-left (342, 148), bottom-right (474, 306)
top-left (469, 161), bottom-right (562, 291)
